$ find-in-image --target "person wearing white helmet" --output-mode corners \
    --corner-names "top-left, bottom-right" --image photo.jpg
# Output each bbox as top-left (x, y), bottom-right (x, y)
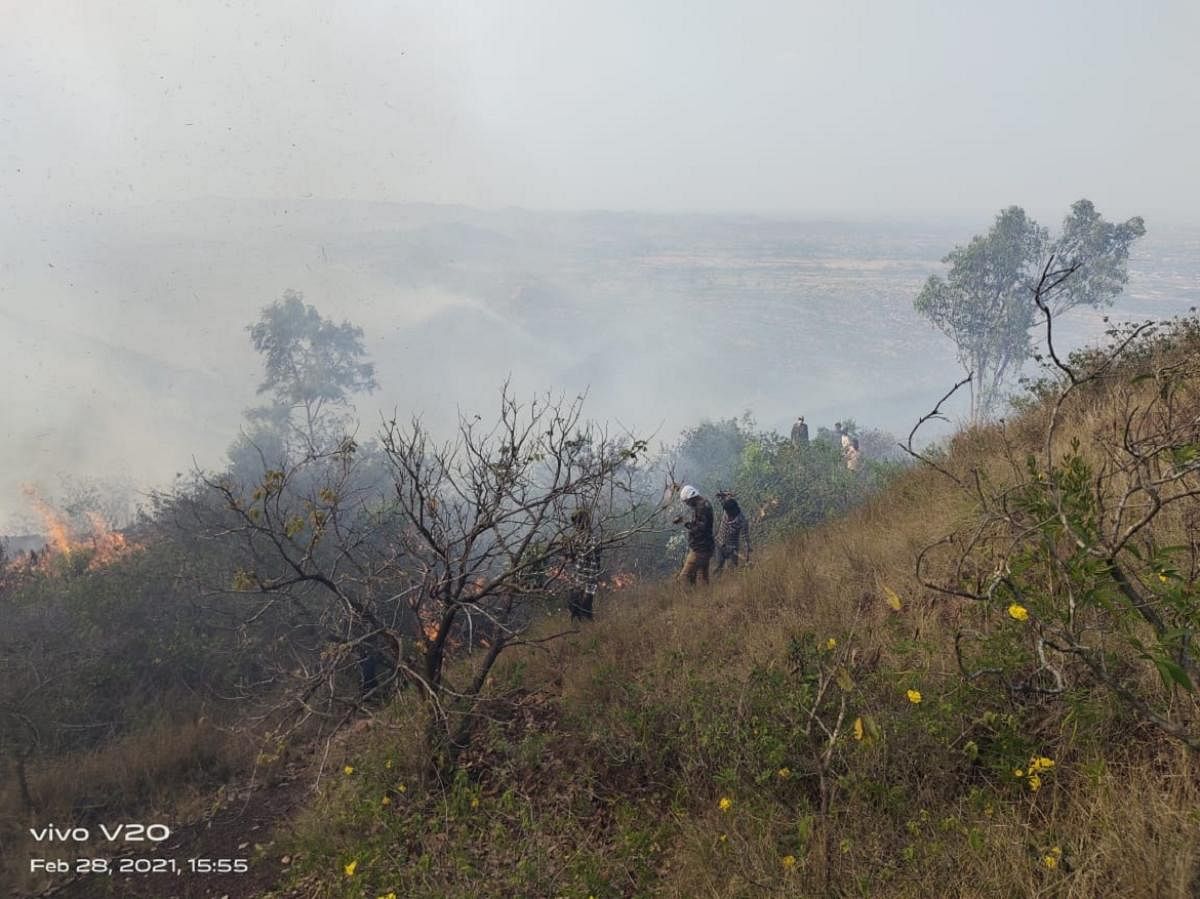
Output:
top-left (672, 484), bottom-right (714, 586)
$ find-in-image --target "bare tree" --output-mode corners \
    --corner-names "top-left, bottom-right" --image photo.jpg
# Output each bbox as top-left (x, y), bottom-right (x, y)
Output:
top-left (200, 384), bottom-right (664, 768)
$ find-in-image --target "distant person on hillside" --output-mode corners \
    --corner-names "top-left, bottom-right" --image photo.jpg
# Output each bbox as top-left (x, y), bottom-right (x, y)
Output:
top-left (845, 436), bottom-right (862, 472)
top-left (791, 415), bottom-right (809, 447)
top-left (833, 422), bottom-right (846, 444)
top-left (673, 485), bottom-right (714, 586)
top-left (566, 508), bottom-right (601, 621)
top-left (714, 490), bottom-right (752, 573)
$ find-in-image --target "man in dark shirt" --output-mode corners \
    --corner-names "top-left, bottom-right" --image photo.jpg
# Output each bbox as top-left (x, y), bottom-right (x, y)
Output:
top-left (791, 415), bottom-right (809, 447)
top-left (673, 484), bottom-right (714, 586)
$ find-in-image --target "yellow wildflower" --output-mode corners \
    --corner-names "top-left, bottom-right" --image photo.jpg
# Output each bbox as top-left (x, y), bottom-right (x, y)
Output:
top-left (778, 767), bottom-right (792, 780)
top-left (906, 689), bottom-right (922, 704)
top-left (883, 585), bottom-right (903, 611)
top-left (718, 833), bottom-right (728, 843)
top-left (853, 717), bottom-right (864, 741)
top-left (397, 783), bottom-right (407, 793)
top-left (1027, 774), bottom-right (1042, 792)
top-left (1043, 846), bottom-right (1062, 869)
top-left (718, 797), bottom-right (733, 812)
top-left (782, 854), bottom-right (797, 870)
top-left (381, 795), bottom-right (391, 806)
top-left (378, 893), bottom-right (397, 899)
top-left (826, 637), bottom-right (837, 650)
top-left (1014, 768), bottom-right (1024, 778)
top-left (385, 759), bottom-right (393, 769)
top-left (1008, 603), bottom-right (1029, 621)
top-left (1029, 756), bottom-right (1055, 771)
top-left (1159, 573), bottom-right (1169, 583)
top-left (470, 797), bottom-right (480, 809)
top-left (343, 765), bottom-right (354, 776)
top-left (344, 859), bottom-right (358, 877)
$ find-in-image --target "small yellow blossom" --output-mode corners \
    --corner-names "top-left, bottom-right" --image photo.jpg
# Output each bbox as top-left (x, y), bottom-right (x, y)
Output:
top-left (718, 833), bottom-right (728, 843)
top-left (470, 797), bottom-right (480, 809)
top-left (397, 783), bottom-right (407, 793)
top-left (782, 854), bottom-right (797, 870)
top-left (853, 717), bottom-right (864, 741)
top-left (718, 797), bottom-right (733, 812)
top-left (1029, 756), bottom-right (1055, 772)
top-left (1043, 846), bottom-right (1062, 869)
top-left (906, 689), bottom-right (922, 704)
top-left (378, 893), bottom-right (398, 899)
top-left (381, 795), bottom-right (391, 806)
top-left (825, 637), bottom-right (837, 650)
top-left (1008, 603), bottom-right (1029, 621)
top-left (343, 765), bottom-right (354, 776)
top-left (884, 585), bottom-right (903, 611)
top-left (344, 859), bottom-right (358, 877)
top-left (1159, 573), bottom-right (1169, 583)
top-left (1027, 774), bottom-right (1042, 792)
top-left (1014, 768), bottom-right (1024, 778)
top-left (385, 759), bottom-right (393, 769)
top-left (777, 767), bottom-right (792, 780)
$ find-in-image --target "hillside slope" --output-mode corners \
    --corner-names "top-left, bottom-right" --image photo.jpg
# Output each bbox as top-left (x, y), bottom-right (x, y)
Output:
top-left (267, 325), bottom-right (1200, 899)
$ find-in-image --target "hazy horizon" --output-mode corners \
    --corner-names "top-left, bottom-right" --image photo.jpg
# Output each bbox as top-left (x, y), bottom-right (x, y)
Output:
top-left (3, 1), bottom-right (1198, 531)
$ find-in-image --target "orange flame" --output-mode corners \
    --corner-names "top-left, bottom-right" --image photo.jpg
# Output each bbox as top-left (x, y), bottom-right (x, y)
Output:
top-left (22, 485), bottom-right (72, 554)
top-left (605, 571), bottom-right (636, 590)
top-left (8, 487), bottom-right (140, 576)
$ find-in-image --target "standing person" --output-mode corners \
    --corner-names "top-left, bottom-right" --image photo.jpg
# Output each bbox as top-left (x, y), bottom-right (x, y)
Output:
top-left (845, 436), bottom-right (862, 472)
top-left (790, 415), bottom-right (809, 447)
top-left (714, 490), bottom-right (752, 573)
top-left (833, 422), bottom-right (845, 445)
top-left (566, 508), bottom-right (601, 621)
top-left (673, 485), bottom-right (714, 586)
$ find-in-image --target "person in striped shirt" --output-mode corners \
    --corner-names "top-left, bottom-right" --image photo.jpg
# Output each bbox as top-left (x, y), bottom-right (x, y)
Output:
top-left (714, 490), bottom-right (752, 573)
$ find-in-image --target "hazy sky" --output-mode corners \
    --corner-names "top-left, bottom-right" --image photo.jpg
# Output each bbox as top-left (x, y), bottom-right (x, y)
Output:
top-left (3, 0), bottom-right (1198, 220)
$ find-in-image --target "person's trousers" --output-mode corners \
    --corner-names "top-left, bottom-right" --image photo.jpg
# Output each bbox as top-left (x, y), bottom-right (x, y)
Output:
top-left (680, 549), bottom-right (712, 585)
top-left (714, 545), bottom-right (740, 573)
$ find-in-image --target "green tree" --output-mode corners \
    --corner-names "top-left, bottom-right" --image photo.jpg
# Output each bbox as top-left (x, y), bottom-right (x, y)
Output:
top-left (239, 290), bottom-right (378, 459)
top-left (914, 201), bottom-right (1144, 420)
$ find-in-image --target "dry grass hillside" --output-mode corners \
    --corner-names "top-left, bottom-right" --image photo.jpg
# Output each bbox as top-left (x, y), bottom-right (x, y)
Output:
top-left (269, 320), bottom-right (1200, 899)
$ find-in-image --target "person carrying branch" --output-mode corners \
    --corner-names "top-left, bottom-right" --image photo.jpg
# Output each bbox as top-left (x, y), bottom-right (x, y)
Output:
top-left (714, 490), bottom-right (752, 573)
top-left (673, 485), bottom-right (714, 586)
top-left (566, 508), bottom-right (601, 621)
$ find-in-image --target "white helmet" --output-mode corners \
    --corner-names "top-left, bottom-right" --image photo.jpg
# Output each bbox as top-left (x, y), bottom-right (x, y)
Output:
top-left (679, 484), bottom-right (699, 502)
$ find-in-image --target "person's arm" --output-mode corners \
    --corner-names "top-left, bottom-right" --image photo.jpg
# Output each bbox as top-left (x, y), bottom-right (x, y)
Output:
top-left (742, 516), bottom-right (751, 555)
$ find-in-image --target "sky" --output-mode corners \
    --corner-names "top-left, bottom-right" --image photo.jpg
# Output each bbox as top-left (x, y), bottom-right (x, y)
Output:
top-left (2, 0), bottom-right (1198, 221)
top-left (2, 0), bottom-right (1199, 531)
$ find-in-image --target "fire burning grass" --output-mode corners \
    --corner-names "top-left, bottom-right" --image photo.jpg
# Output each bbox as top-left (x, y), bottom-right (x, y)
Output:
top-left (5, 486), bottom-right (141, 577)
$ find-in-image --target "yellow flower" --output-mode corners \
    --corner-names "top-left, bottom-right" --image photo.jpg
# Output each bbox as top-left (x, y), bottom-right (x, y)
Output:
top-left (397, 783), bottom-right (407, 793)
top-left (906, 689), bottom-right (922, 704)
top-left (782, 854), bottom-right (797, 870)
top-left (777, 767), bottom-right (792, 780)
top-left (1159, 573), bottom-right (1169, 583)
top-left (1014, 768), bottom-right (1025, 778)
top-left (378, 893), bottom-right (397, 899)
top-left (343, 765), bottom-right (354, 776)
top-left (344, 859), bottom-right (358, 877)
top-left (1043, 846), bottom-right (1062, 869)
top-left (825, 637), bottom-right (837, 650)
top-left (853, 717), bottom-right (864, 741)
top-left (1027, 774), bottom-right (1042, 792)
top-left (385, 759), bottom-right (393, 769)
top-left (1030, 756), bottom-right (1055, 771)
top-left (883, 585), bottom-right (903, 611)
top-left (381, 795), bottom-right (391, 806)
top-left (1008, 603), bottom-right (1029, 621)
top-left (718, 797), bottom-right (733, 812)
top-left (718, 833), bottom-right (728, 843)
top-left (470, 797), bottom-right (480, 809)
